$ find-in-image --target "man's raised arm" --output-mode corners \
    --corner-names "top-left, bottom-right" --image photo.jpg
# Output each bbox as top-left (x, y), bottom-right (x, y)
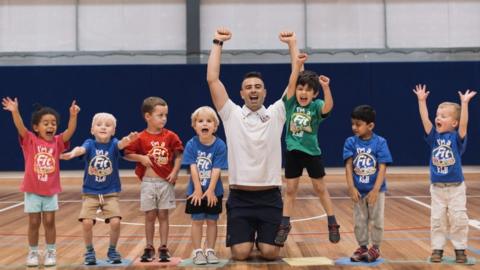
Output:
top-left (206, 28), bottom-right (232, 111)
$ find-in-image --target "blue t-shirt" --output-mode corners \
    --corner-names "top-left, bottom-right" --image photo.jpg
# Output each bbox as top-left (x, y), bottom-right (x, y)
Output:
top-left (343, 133), bottom-right (393, 197)
top-left (81, 138), bottom-right (122, 194)
top-left (425, 129), bottom-right (466, 183)
top-left (182, 136), bottom-right (227, 196)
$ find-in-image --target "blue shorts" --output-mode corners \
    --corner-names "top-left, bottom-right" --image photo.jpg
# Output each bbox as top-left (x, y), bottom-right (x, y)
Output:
top-left (226, 188), bottom-right (283, 247)
top-left (191, 213), bottom-right (220, 221)
top-left (24, 193), bottom-right (58, 213)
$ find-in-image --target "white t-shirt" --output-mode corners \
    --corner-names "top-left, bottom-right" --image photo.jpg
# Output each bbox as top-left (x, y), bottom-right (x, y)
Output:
top-left (218, 99), bottom-right (286, 186)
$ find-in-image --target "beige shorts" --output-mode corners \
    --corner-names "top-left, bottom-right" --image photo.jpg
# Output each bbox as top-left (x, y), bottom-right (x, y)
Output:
top-left (79, 193), bottom-right (121, 224)
top-left (141, 177), bottom-right (176, 211)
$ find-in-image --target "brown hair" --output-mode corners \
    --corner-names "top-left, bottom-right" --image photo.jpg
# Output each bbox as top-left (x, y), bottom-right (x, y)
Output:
top-left (141, 97), bottom-right (167, 118)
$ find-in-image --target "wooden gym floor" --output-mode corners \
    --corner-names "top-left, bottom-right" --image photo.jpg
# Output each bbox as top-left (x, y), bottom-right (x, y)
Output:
top-left (0, 167), bottom-right (479, 269)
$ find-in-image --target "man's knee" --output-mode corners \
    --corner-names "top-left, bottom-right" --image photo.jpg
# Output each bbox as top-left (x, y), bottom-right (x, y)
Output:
top-left (231, 243), bottom-right (253, 261)
top-left (258, 243), bottom-right (280, 260)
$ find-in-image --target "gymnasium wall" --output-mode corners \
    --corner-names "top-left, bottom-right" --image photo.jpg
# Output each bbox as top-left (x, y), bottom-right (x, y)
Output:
top-left (1, 61), bottom-right (479, 171)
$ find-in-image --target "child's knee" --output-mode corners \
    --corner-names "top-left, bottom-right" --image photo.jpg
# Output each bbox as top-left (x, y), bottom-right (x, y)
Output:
top-left (157, 210), bottom-right (169, 219)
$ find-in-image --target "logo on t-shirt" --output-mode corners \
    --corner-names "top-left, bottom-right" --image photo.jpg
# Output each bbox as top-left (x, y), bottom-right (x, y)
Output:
top-left (88, 150), bottom-right (113, 182)
top-left (290, 108), bottom-right (312, 137)
top-left (432, 139), bottom-right (455, 174)
top-left (353, 148), bottom-right (377, 184)
top-left (34, 146), bottom-right (55, 182)
top-left (196, 151), bottom-right (212, 186)
top-left (148, 141), bottom-right (169, 166)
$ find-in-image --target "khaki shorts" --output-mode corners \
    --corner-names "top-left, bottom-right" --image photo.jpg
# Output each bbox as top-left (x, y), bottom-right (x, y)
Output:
top-left (141, 177), bottom-right (176, 211)
top-left (79, 193), bottom-right (121, 224)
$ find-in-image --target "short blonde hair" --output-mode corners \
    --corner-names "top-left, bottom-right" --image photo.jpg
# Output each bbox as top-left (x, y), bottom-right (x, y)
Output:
top-left (91, 112), bottom-right (117, 128)
top-left (438, 102), bottom-right (461, 121)
top-left (191, 106), bottom-right (219, 128)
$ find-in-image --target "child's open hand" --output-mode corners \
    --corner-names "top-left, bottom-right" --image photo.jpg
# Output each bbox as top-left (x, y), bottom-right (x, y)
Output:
top-left (139, 155), bottom-right (153, 168)
top-left (188, 188), bottom-right (203, 206)
top-left (349, 187), bottom-right (361, 203)
top-left (202, 189), bottom-right (218, 207)
top-left (60, 152), bottom-right (75, 160)
top-left (166, 171), bottom-right (178, 184)
top-left (319, 75), bottom-right (330, 87)
top-left (367, 190), bottom-right (379, 205)
top-left (458, 89), bottom-right (477, 103)
top-left (126, 132), bottom-right (139, 143)
top-left (2, 97), bottom-right (19, 112)
top-left (215, 27), bottom-right (232, 42)
top-left (413, 84), bottom-right (429, 101)
top-left (69, 100), bottom-right (81, 116)
top-left (279, 31), bottom-right (296, 44)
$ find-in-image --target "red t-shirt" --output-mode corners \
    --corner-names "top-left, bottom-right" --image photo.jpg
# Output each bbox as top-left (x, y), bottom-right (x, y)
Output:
top-left (20, 131), bottom-right (70, 196)
top-left (125, 129), bottom-right (184, 180)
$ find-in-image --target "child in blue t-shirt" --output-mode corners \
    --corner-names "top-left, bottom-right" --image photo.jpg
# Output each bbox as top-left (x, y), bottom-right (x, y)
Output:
top-left (343, 105), bottom-right (392, 263)
top-left (413, 84), bottom-right (476, 264)
top-left (61, 113), bottom-right (138, 265)
top-left (182, 106), bottom-right (227, 265)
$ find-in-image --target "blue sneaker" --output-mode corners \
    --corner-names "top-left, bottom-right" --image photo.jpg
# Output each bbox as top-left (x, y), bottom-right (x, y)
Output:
top-left (107, 248), bottom-right (122, 264)
top-left (84, 249), bottom-right (97, 265)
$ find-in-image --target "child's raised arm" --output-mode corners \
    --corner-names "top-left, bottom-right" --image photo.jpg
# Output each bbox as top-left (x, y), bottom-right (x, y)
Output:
top-left (285, 53), bottom-right (308, 100)
top-left (319, 75), bottom-right (333, 114)
top-left (279, 31), bottom-right (301, 72)
top-left (207, 27), bottom-right (232, 111)
top-left (2, 97), bottom-right (27, 138)
top-left (413, 84), bottom-right (433, 134)
top-left (62, 100), bottom-right (81, 142)
top-left (458, 89), bottom-right (477, 139)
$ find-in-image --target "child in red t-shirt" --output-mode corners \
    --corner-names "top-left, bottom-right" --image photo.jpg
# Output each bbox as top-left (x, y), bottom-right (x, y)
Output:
top-left (125, 97), bottom-right (183, 262)
top-left (2, 97), bottom-right (80, 267)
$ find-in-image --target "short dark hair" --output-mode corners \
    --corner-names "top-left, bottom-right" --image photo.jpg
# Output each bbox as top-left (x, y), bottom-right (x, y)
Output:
top-left (31, 104), bottom-right (60, 133)
top-left (351, 105), bottom-right (376, 124)
top-left (297, 70), bottom-right (321, 94)
top-left (141, 96), bottom-right (167, 117)
top-left (243, 71), bottom-right (263, 81)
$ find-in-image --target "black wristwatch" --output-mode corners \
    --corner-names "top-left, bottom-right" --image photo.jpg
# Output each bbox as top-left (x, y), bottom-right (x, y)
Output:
top-left (213, 39), bottom-right (223, 46)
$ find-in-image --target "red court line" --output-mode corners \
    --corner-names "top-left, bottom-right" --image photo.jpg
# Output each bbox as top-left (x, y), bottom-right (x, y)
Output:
top-left (0, 226), bottom-right (431, 239)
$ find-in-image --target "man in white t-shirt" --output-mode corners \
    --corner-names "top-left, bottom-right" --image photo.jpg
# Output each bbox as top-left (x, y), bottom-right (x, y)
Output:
top-left (206, 28), bottom-right (294, 260)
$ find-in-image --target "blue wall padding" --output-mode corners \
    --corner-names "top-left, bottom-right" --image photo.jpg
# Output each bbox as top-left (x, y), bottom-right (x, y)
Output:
top-left (1, 62), bottom-right (479, 171)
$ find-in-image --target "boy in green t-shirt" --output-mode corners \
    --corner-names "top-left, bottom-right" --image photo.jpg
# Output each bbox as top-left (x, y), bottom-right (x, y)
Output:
top-left (275, 32), bottom-right (339, 246)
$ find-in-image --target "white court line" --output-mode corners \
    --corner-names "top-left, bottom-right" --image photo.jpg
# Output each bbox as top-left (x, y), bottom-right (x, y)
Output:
top-left (0, 202), bottom-right (24, 212)
top-left (404, 196), bottom-right (480, 230)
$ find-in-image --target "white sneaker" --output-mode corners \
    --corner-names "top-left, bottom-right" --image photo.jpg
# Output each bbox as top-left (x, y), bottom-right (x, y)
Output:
top-left (205, 248), bottom-right (219, 264)
top-left (44, 249), bottom-right (56, 267)
top-left (192, 249), bottom-right (207, 265)
top-left (26, 250), bottom-right (39, 267)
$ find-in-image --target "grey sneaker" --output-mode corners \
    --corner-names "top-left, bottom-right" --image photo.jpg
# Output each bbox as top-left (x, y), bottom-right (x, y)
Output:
top-left (26, 250), bottom-right (40, 267)
top-left (44, 249), bottom-right (56, 267)
top-left (192, 249), bottom-right (207, 265)
top-left (205, 249), bottom-right (219, 264)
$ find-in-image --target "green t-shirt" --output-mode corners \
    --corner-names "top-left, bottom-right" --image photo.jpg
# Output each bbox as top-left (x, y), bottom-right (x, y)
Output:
top-left (283, 95), bottom-right (327, 156)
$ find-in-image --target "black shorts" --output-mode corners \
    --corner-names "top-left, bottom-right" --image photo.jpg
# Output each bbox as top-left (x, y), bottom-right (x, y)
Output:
top-left (185, 195), bottom-right (223, 215)
top-left (226, 188), bottom-right (283, 247)
top-left (285, 150), bottom-right (326, 179)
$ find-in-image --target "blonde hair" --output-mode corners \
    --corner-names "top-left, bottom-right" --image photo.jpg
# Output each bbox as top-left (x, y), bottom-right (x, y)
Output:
top-left (91, 112), bottom-right (117, 128)
top-left (438, 102), bottom-right (461, 121)
top-left (191, 106), bottom-right (219, 128)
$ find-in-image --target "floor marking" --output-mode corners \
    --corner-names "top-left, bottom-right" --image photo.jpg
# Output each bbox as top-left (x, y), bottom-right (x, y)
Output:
top-left (404, 196), bottom-right (480, 230)
top-left (0, 202), bottom-right (23, 212)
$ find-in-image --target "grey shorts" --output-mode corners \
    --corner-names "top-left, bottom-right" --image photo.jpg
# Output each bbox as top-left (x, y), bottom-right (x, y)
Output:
top-left (140, 177), bottom-right (176, 211)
